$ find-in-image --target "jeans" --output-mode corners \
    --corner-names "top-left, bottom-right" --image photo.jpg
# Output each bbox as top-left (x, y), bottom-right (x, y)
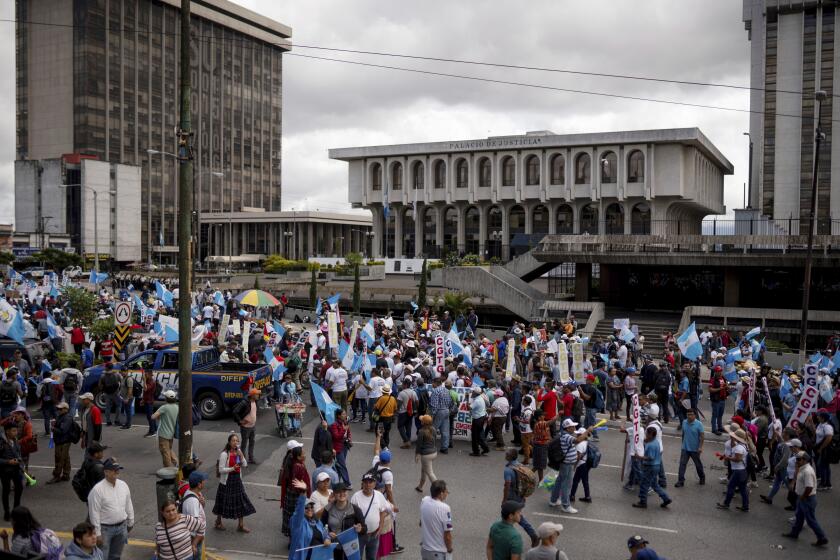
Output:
top-left (816, 451), bottom-right (832, 487)
top-left (710, 400), bottom-right (725, 433)
top-left (432, 410), bottom-right (450, 450)
top-left (549, 462), bottom-right (575, 507)
top-left (103, 392), bottom-right (121, 424)
top-left (571, 462), bottom-right (591, 499)
top-left (638, 465), bottom-right (670, 505)
top-left (767, 472), bottom-right (786, 500)
top-left (490, 417), bottom-right (506, 448)
top-left (42, 402), bottom-right (57, 435)
top-left (722, 469), bottom-right (749, 509)
top-left (677, 450), bottom-right (705, 483)
top-left (471, 417), bottom-right (489, 454)
top-left (790, 495), bottom-right (827, 541)
top-left (120, 399), bottom-right (134, 427)
top-left (380, 417), bottom-right (394, 448)
top-left (336, 448), bottom-right (351, 486)
top-left (240, 426), bottom-right (256, 461)
top-left (100, 522), bottom-right (128, 560)
top-left (66, 393), bottom-right (79, 418)
top-left (144, 402), bottom-right (158, 434)
top-left (358, 532), bottom-right (380, 560)
top-left (624, 456), bottom-right (642, 488)
top-left (397, 412), bottom-right (413, 444)
top-left (352, 397), bottom-right (367, 421)
top-left (514, 501), bottom-right (537, 539)
top-left (0, 406), bottom-right (13, 420)
top-left (583, 407), bottom-right (597, 433)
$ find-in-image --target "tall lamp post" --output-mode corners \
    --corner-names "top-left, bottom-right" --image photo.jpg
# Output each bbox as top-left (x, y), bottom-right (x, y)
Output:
top-left (799, 90), bottom-right (827, 362)
top-left (283, 230), bottom-right (294, 259)
top-left (59, 184), bottom-right (116, 272)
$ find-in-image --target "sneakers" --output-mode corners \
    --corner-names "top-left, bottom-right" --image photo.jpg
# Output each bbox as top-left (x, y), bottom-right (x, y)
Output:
top-left (759, 495), bottom-right (772, 504)
top-left (674, 482), bottom-right (685, 488)
top-left (817, 485), bottom-right (832, 492)
top-left (548, 500), bottom-right (561, 508)
top-left (560, 506), bottom-right (578, 514)
top-left (631, 502), bottom-right (647, 509)
top-left (812, 538), bottom-right (829, 547)
top-left (660, 499), bottom-right (672, 508)
top-left (716, 503), bottom-right (729, 509)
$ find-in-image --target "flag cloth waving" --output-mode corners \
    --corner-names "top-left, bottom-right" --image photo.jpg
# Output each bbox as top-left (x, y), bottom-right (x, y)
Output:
top-left (311, 382), bottom-right (341, 424)
top-left (0, 300), bottom-right (26, 345)
top-left (677, 322), bottom-right (703, 361)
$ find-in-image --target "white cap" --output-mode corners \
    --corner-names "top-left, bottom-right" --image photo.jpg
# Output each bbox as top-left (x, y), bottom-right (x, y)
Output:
top-left (562, 419), bottom-right (578, 429)
top-left (287, 439), bottom-right (303, 451)
top-left (316, 471), bottom-right (331, 483)
top-left (648, 404), bottom-right (660, 417)
top-left (163, 390), bottom-right (177, 400)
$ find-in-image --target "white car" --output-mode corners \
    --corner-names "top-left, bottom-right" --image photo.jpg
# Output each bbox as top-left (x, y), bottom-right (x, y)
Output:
top-left (63, 266), bottom-right (83, 278)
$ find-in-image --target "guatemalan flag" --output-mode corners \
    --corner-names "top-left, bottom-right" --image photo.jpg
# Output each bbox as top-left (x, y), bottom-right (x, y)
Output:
top-left (619, 327), bottom-right (635, 343)
top-left (446, 326), bottom-right (472, 368)
top-left (0, 300), bottom-right (26, 345)
top-left (338, 339), bottom-right (356, 370)
top-left (311, 382), bottom-right (341, 424)
top-left (263, 347), bottom-right (286, 381)
top-left (677, 322), bottom-right (703, 361)
top-left (360, 319), bottom-right (376, 348)
top-left (745, 326), bottom-right (761, 341)
top-left (155, 281), bottom-right (174, 307)
top-left (89, 271), bottom-right (109, 285)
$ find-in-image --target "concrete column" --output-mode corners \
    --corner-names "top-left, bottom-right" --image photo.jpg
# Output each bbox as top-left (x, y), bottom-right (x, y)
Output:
top-left (343, 225), bottom-right (351, 254)
top-left (371, 207), bottom-right (383, 258)
top-left (307, 222), bottom-right (314, 257)
top-left (435, 205), bottom-right (444, 257)
top-left (724, 268), bottom-right (740, 307)
top-left (414, 207), bottom-right (423, 258)
top-left (456, 204), bottom-right (466, 254)
top-left (297, 223), bottom-right (304, 260)
top-left (624, 201), bottom-right (633, 234)
top-left (394, 208), bottom-right (404, 258)
top-left (575, 262), bottom-right (591, 302)
top-left (548, 203), bottom-right (557, 234)
top-left (524, 204), bottom-right (533, 234)
top-left (478, 205), bottom-right (487, 259)
top-left (502, 205), bottom-right (510, 261)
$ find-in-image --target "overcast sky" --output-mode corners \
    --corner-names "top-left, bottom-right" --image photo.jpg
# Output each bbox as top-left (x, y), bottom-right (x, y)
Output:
top-left (0, 0), bottom-right (751, 222)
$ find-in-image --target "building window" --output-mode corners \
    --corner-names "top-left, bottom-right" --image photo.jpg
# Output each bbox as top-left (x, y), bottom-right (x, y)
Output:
top-left (391, 162), bottom-right (402, 190)
top-left (478, 157), bottom-right (491, 187)
top-left (502, 156), bottom-right (515, 187)
top-left (525, 155), bottom-right (540, 186)
top-left (628, 150), bottom-right (645, 183)
top-left (600, 151), bottom-right (617, 183)
top-left (631, 202), bottom-right (651, 234)
top-left (556, 204), bottom-right (573, 234)
top-left (605, 203), bottom-right (624, 234)
top-left (580, 203), bottom-right (598, 234)
top-left (456, 159), bottom-right (468, 188)
top-left (575, 153), bottom-right (591, 184)
top-left (434, 160), bottom-right (446, 189)
top-left (413, 161), bottom-right (424, 189)
top-left (371, 163), bottom-right (382, 191)
top-left (550, 154), bottom-right (565, 185)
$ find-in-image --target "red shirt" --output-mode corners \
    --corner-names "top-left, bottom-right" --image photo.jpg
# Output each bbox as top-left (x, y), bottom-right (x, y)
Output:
top-left (70, 327), bottom-right (85, 345)
top-left (537, 390), bottom-right (559, 420)
top-left (329, 421), bottom-right (350, 454)
top-left (561, 393), bottom-right (574, 419)
top-left (100, 340), bottom-right (113, 358)
top-left (90, 406), bottom-right (102, 426)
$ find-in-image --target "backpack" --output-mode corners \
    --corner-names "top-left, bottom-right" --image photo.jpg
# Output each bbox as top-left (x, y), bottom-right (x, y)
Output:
top-left (29, 528), bottom-right (63, 560)
top-left (448, 392), bottom-right (459, 415)
top-left (231, 399), bottom-right (249, 424)
top-left (655, 372), bottom-right (671, 391)
top-left (586, 441), bottom-right (602, 468)
top-left (593, 388), bottom-right (604, 410)
top-left (0, 381), bottom-right (17, 407)
top-left (63, 372), bottom-right (78, 393)
top-left (571, 396), bottom-right (584, 418)
top-left (406, 393), bottom-right (414, 417)
top-left (71, 464), bottom-right (92, 502)
top-left (68, 420), bottom-right (82, 444)
top-left (102, 373), bottom-right (119, 395)
top-left (286, 354), bottom-right (302, 373)
top-left (826, 433), bottom-right (840, 464)
top-left (364, 464), bottom-right (391, 491)
top-left (547, 434), bottom-right (572, 470)
top-left (511, 464), bottom-right (538, 498)
top-left (178, 492), bottom-right (199, 514)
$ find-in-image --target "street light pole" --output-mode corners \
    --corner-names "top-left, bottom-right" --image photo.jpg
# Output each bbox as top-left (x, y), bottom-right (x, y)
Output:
top-left (799, 90), bottom-right (827, 363)
top-left (743, 132), bottom-right (753, 209)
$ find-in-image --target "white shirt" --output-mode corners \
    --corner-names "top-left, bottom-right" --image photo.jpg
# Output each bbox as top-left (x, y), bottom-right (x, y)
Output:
top-left (575, 440), bottom-right (589, 468)
top-left (309, 489), bottom-right (332, 514)
top-left (88, 478), bottom-right (135, 536)
top-left (491, 396), bottom-right (510, 417)
top-left (352, 374), bottom-right (369, 399)
top-left (350, 490), bottom-right (388, 533)
top-left (648, 420), bottom-right (664, 451)
top-left (446, 370), bottom-right (459, 385)
top-left (729, 443), bottom-right (748, 470)
top-left (369, 376), bottom-right (387, 399)
top-left (371, 456), bottom-right (394, 489)
top-left (202, 305), bottom-right (214, 319)
top-left (616, 346), bottom-right (628, 368)
top-left (816, 422), bottom-right (834, 445)
top-left (795, 463), bottom-right (818, 496)
top-left (326, 367), bottom-right (349, 392)
top-left (420, 496), bottom-right (452, 553)
top-left (180, 489), bottom-right (205, 535)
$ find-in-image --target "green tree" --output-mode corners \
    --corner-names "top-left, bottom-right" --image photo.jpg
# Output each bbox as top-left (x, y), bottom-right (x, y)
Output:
top-left (309, 268), bottom-right (317, 310)
top-left (417, 259), bottom-right (428, 308)
top-left (443, 292), bottom-right (471, 317)
top-left (344, 252), bottom-right (363, 267)
top-left (63, 286), bottom-right (98, 328)
top-left (26, 248), bottom-right (83, 270)
top-left (352, 263), bottom-right (361, 314)
top-left (0, 253), bottom-right (15, 266)
top-left (89, 318), bottom-right (114, 341)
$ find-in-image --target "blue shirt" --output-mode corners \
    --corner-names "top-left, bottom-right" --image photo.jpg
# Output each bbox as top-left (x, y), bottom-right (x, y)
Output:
top-left (504, 460), bottom-right (522, 501)
top-left (81, 349), bottom-right (94, 369)
top-left (681, 419), bottom-right (704, 452)
top-left (678, 377), bottom-right (689, 393)
top-left (644, 440), bottom-right (662, 467)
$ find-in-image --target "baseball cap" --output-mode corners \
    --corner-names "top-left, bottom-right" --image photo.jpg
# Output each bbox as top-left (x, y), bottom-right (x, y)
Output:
top-left (163, 389), bottom-right (177, 400)
top-left (333, 482), bottom-right (349, 493)
top-left (627, 535), bottom-right (649, 549)
top-left (536, 521), bottom-right (564, 539)
top-left (362, 473), bottom-right (377, 482)
top-left (379, 450), bottom-right (392, 463)
top-left (286, 440), bottom-right (303, 451)
top-left (316, 472), bottom-right (331, 483)
top-left (102, 458), bottom-right (123, 471)
top-left (188, 471), bottom-right (208, 486)
top-left (788, 438), bottom-right (802, 448)
top-left (586, 374), bottom-right (595, 382)
top-left (79, 392), bottom-right (94, 400)
top-left (561, 419), bottom-right (578, 429)
top-left (501, 500), bottom-right (524, 518)
top-left (87, 443), bottom-right (108, 454)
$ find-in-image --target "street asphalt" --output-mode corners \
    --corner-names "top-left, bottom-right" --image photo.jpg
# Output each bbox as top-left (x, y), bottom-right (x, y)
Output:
top-left (13, 397), bottom-right (840, 560)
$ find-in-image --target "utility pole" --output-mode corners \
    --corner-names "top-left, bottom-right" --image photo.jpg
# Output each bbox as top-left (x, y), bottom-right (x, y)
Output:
top-left (177, 0), bottom-right (194, 470)
top-left (799, 90), bottom-right (827, 364)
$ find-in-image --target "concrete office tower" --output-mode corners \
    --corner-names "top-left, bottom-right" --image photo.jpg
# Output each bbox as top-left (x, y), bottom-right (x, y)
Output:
top-left (743, 0), bottom-right (840, 233)
top-left (15, 0), bottom-right (291, 263)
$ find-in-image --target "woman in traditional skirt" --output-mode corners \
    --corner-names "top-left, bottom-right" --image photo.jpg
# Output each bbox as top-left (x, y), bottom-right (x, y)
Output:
top-left (212, 433), bottom-right (256, 532)
top-left (278, 440), bottom-right (310, 537)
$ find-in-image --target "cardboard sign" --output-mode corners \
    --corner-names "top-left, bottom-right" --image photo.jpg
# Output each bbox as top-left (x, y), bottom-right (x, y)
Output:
top-left (327, 311), bottom-right (338, 352)
top-left (558, 341), bottom-right (570, 383)
top-left (218, 313), bottom-right (229, 342)
top-left (613, 318), bottom-right (630, 330)
top-left (505, 338), bottom-right (515, 380)
top-left (570, 342), bottom-right (583, 380)
top-left (242, 320), bottom-right (251, 354)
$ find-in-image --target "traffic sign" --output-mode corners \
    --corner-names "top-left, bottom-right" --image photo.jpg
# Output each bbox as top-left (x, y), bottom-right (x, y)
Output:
top-left (114, 301), bottom-right (133, 326)
top-left (113, 325), bottom-right (132, 352)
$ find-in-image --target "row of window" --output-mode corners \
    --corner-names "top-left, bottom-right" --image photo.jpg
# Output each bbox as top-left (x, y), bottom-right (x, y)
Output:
top-left (370, 150), bottom-right (645, 190)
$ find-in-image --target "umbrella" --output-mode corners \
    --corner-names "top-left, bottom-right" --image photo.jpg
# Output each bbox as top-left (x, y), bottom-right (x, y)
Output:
top-left (234, 289), bottom-right (280, 308)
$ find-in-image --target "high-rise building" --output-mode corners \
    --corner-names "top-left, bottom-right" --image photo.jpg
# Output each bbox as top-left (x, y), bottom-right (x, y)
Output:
top-left (15, 0), bottom-right (291, 264)
top-left (743, 0), bottom-right (840, 233)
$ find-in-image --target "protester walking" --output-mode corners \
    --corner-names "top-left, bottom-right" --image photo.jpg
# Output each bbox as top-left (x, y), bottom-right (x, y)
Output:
top-left (87, 458), bottom-right (135, 560)
top-left (415, 415), bottom-right (439, 493)
top-left (155, 500), bottom-right (206, 560)
top-left (232, 389), bottom-right (260, 464)
top-left (47, 401), bottom-right (75, 484)
top-left (419, 480), bottom-right (453, 560)
top-left (676, 408), bottom-right (705, 487)
top-left (782, 451), bottom-right (829, 547)
top-left (152, 390), bottom-right (179, 468)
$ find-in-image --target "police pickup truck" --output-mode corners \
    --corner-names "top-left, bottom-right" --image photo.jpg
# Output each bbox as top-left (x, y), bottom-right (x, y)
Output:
top-left (81, 344), bottom-right (272, 420)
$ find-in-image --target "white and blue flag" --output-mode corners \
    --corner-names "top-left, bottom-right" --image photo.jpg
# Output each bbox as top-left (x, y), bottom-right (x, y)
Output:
top-left (745, 326), bottom-right (761, 340)
top-left (213, 291), bottom-right (225, 306)
top-left (0, 300), bottom-right (26, 345)
top-left (311, 382), bottom-right (341, 424)
top-left (155, 281), bottom-right (174, 307)
top-left (677, 322), bottom-right (703, 361)
top-left (619, 327), bottom-right (635, 343)
top-left (360, 319), bottom-right (376, 348)
top-left (263, 347), bottom-right (286, 381)
top-left (338, 339), bottom-right (356, 370)
top-left (89, 271), bottom-right (109, 285)
top-left (446, 326), bottom-right (472, 368)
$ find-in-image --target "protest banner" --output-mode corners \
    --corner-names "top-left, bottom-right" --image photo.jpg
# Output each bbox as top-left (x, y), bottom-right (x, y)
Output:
top-left (570, 342), bottom-right (583, 380)
top-left (218, 313), bottom-right (229, 342)
top-left (434, 334), bottom-right (445, 377)
top-left (327, 311), bottom-right (338, 353)
top-left (558, 341), bottom-right (570, 383)
top-left (505, 338), bottom-right (515, 380)
top-left (788, 364), bottom-right (818, 428)
top-left (242, 320), bottom-right (251, 354)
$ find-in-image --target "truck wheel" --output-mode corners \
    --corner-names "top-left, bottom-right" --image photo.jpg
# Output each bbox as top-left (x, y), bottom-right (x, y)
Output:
top-left (95, 392), bottom-right (108, 411)
top-left (198, 392), bottom-right (224, 420)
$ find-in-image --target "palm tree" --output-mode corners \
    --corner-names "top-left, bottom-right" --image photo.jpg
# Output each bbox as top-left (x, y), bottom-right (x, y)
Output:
top-left (443, 292), bottom-right (471, 318)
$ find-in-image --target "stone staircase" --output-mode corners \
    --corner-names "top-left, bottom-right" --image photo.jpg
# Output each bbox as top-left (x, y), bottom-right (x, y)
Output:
top-left (590, 310), bottom-right (682, 357)
top-left (503, 250), bottom-right (556, 282)
top-left (436, 265), bottom-right (547, 320)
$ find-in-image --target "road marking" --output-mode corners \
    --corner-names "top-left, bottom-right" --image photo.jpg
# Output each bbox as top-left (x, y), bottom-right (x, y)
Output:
top-left (599, 463), bottom-right (679, 477)
top-left (299, 436), bottom-right (374, 446)
top-left (244, 481), bottom-right (280, 489)
top-left (533, 511), bottom-right (679, 534)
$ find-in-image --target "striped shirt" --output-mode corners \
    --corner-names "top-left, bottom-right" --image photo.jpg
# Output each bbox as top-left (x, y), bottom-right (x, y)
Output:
top-left (155, 515), bottom-right (205, 560)
top-left (558, 433), bottom-right (578, 465)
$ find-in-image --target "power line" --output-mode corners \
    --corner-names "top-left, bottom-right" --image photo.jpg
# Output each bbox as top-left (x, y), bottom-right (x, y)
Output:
top-left (6, 17), bottom-right (835, 100)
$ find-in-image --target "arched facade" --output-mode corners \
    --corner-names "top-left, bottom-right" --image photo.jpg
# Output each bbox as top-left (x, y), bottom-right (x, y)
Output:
top-left (465, 206), bottom-right (480, 255)
top-left (605, 202), bottom-right (624, 234)
top-left (371, 162), bottom-right (383, 190)
top-left (631, 202), bottom-right (651, 234)
top-left (575, 153), bottom-right (591, 184)
top-left (433, 160), bottom-right (446, 189)
top-left (601, 151), bottom-right (617, 184)
top-left (525, 155), bottom-right (540, 186)
top-left (502, 156), bottom-right (516, 187)
top-left (580, 203), bottom-right (598, 234)
top-left (390, 162), bottom-right (403, 190)
top-left (556, 204), bottom-right (574, 234)
top-left (455, 158), bottom-right (469, 189)
top-left (403, 207), bottom-right (415, 256)
top-left (421, 206), bottom-right (437, 257)
top-left (487, 205), bottom-right (503, 260)
top-left (628, 150), bottom-right (645, 183)
top-left (478, 157), bottom-right (492, 187)
top-left (412, 161), bottom-right (424, 190)
top-left (532, 204), bottom-right (549, 235)
top-left (550, 154), bottom-right (565, 185)
top-left (443, 206), bottom-right (459, 253)
top-left (509, 205), bottom-right (526, 257)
